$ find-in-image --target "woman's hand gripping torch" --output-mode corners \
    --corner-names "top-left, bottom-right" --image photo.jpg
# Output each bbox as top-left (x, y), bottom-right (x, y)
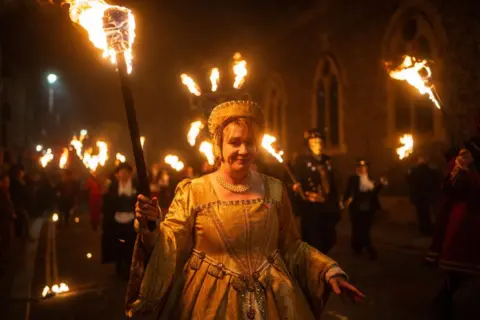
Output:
top-left (261, 135), bottom-right (306, 200)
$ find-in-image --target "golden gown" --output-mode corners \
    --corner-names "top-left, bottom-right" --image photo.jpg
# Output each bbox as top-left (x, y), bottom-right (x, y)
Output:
top-left (128, 174), bottom-right (340, 319)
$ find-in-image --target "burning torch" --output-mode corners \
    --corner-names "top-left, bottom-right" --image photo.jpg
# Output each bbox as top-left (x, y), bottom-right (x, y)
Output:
top-left (64, 0), bottom-right (154, 309)
top-left (262, 134), bottom-right (306, 200)
top-left (386, 55), bottom-right (454, 145)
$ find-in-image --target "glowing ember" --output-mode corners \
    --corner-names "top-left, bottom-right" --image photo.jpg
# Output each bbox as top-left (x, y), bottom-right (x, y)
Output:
top-left (199, 141), bottom-right (215, 165)
top-left (66, 0), bottom-right (136, 73)
top-left (52, 213), bottom-right (59, 222)
top-left (86, 253), bottom-right (92, 259)
top-left (59, 148), bottom-right (69, 169)
top-left (36, 145), bottom-right (43, 152)
top-left (210, 68), bottom-right (220, 92)
top-left (396, 134), bottom-right (414, 160)
top-left (262, 134), bottom-right (284, 163)
top-left (387, 56), bottom-right (441, 109)
top-left (165, 154), bottom-right (185, 172)
top-left (233, 52), bottom-right (247, 89)
top-left (187, 121), bottom-right (204, 146)
top-left (180, 73), bottom-right (202, 96)
top-left (40, 148), bottom-right (54, 168)
top-left (140, 136), bottom-right (145, 148)
top-left (116, 152), bottom-right (126, 163)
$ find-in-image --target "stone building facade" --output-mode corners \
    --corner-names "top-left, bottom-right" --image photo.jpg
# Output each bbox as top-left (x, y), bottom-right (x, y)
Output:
top-left (254, 0), bottom-right (480, 200)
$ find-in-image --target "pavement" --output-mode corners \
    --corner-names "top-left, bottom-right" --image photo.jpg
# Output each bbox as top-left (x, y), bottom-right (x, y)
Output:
top-left (1, 209), bottom-right (478, 320)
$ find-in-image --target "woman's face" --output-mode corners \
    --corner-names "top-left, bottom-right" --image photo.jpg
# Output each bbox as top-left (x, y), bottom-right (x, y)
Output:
top-left (221, 121), bottom-right (258, 173)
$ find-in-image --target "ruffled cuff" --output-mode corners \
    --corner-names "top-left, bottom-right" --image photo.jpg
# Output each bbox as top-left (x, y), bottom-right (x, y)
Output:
top-left (324, 264), bottom-right (348, 282)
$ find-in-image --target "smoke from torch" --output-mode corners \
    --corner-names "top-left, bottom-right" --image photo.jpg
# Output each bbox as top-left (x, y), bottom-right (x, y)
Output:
top-left (233, 52), bottom-right (247, 89)
top-left (180, 74), bottom-right (202, 96)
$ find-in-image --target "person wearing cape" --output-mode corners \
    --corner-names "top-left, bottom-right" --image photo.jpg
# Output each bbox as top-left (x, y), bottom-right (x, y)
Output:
top-left (126, 101), bottom-right (364, 319)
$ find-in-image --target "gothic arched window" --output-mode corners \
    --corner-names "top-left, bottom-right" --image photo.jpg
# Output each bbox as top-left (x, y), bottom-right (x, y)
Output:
top-left (385, 8), bottom-right (444, 139)
top-left (314, 56), bottom-right (342, 149)
top-left (263, 74), bottom-right (288, 148)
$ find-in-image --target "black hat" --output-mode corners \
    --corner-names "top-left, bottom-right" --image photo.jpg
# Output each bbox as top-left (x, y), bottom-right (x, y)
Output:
top-left (356, 158), bottom-right (370, 167)
top-left (304, 128), bottom-right (325, 141)
top-left (115, 162), bottom-right (133, 173)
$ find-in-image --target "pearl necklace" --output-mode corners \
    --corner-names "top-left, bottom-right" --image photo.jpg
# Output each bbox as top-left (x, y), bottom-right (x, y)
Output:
top-left (215, 173), bottom-right (251, 193)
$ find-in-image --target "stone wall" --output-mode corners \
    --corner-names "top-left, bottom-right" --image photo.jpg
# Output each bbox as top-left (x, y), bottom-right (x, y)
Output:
top-left (252, 0), bottom-right (478, 201)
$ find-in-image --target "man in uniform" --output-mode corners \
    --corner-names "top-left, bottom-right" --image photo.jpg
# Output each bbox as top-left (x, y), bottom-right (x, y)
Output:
top-left (292, 129), bottom-right (341, 254)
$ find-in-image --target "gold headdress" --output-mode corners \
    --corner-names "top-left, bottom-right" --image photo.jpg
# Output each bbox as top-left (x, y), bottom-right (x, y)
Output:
top-left (208, 100), bottom-right (264, 136)
top-left (208, 100), bottom-right (265, 158)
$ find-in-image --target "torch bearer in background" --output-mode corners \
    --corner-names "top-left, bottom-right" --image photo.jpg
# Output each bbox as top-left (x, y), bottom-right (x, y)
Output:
top-left (262, 134), bottom-right (306, 200)
top-left (65, 0), bottom-right (154, 309)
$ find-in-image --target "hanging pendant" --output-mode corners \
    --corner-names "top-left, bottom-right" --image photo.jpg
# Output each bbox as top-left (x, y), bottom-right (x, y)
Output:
top-left (247, 308), bottom-right (256, 319)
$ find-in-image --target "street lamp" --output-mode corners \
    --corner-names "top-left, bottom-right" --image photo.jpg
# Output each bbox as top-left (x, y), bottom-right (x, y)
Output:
top-left (47, 73), bottom-right (58, 85)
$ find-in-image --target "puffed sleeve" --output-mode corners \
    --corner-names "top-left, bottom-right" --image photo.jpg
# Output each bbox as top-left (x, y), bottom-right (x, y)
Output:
top-left (277, 185), bottom-right (345, 314)
top-left (127, 179), bottom-right (195, 317)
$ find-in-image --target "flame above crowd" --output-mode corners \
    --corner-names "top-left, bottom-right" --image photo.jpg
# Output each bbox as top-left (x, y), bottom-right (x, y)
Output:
top-left (187, 121), bottom-right (204, 146)
top-left (165, 154), bottom-right (185, 172)
top-left (262, 134), bottom-right (284, 163)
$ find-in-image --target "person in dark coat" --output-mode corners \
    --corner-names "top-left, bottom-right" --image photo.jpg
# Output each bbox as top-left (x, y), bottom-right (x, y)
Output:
top-left (57, 169), bottom-right (80, 227)
top-left (292, 129), bottom-right (341, 254)
top-left (101, 162), bottom-right (138, 279)
top-left (343, 159), bottom-right (387, 260)
top-left (407, 155), bottom-right (441, 236)
top-left (9, 164), bottom-right (34, 241)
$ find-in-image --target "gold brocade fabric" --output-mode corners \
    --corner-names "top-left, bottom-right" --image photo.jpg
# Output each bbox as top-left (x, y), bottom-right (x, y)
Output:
top-left (128, 174), bottom-right (337, 319)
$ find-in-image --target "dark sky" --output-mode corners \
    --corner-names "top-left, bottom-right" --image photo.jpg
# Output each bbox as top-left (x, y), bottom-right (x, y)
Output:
top-left (2, 0), bottom-right (316, 164)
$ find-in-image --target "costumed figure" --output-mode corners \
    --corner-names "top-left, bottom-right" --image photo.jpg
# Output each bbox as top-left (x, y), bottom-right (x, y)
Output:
top-left (101, 162), bottom-right (138, 279)
top-left (426, 117), bottom-right (480, 320)
top-left (292, 130), bottom-right (341, 254)
top-left (57, 169), bottom-right (80, 227)
top-left (127, 101), bottom-right (364, 319)
top-left (407, 155), bottom-right (441, 236)
top-left (84, 172), bottom-right (103, 231)
top-left (343, 159), bottom-right (387, 260)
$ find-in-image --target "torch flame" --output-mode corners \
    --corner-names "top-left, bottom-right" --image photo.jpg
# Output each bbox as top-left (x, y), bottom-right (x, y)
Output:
top-left (210, 68), bottom-right (220, 92)
top-left (233, 52), bottom-right (247, 89)
top-left (180, 74), bottom-right (202, 96)
top-left (59, 148), bottom-right (69, 169)
top-left (199, 141), bottom-right (215, 165)
top-left (70, 135), bottom-right (83, 159)
top-left (165, 154), bottom-right (185, 172)
top-left (187, 121), bottom-right (204, 146)
top-left (116, 152), bottom-right (126, 163)
top-left (96, 141), bottom-right (108, 166)
top-left (65, 0), bottom-right (136, 74)
top-left (140, 136), bottom-right (145, 148)
top-left (40, 148), bottom-right (54, 168)
top-left (262, 134), bottom-right (284, 163)
top-left (388, 56), bottom-right (440, 109)
top-left (396, 134), bottom-right (414, 160)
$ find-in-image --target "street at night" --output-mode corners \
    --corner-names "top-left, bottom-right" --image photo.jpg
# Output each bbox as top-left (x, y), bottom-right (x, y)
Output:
top-left (2, 210), bottom-right (478, 320)
top-left (2, 1), bottom-right (480, 319)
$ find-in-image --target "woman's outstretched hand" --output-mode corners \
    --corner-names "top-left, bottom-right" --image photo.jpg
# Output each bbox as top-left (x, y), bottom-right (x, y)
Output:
top-left (329, 276), bottom-right (366, 304)
top-left (135, 195), bottom-right (160, 223)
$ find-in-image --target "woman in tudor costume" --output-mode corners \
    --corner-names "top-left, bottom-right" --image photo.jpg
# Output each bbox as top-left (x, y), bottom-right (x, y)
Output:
top-left (101, 162), bottom-right (138, 279)
top-left (426, 139), bottom-right (480, 318)
top-left (126, 101), bottom-right (364, 319)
